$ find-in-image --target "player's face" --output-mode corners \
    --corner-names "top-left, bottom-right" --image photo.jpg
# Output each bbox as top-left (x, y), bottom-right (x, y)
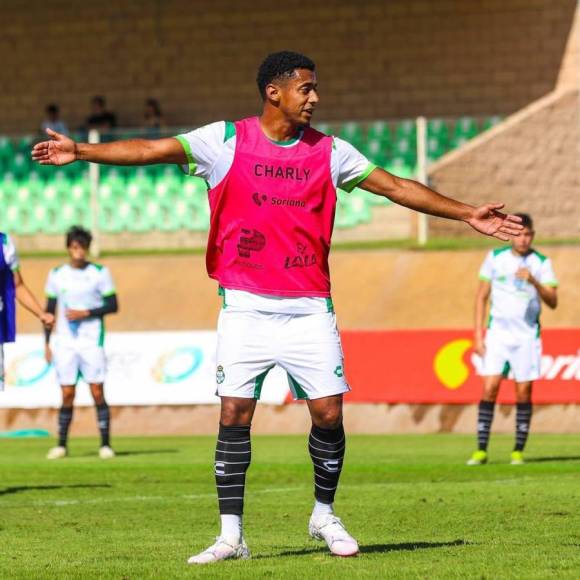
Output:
top-left (67, 240), bottom-right (88, 264)
top-left (512, 226), bottom-right (534, 254)
top-left (276, 69), bottom-right (319, 126)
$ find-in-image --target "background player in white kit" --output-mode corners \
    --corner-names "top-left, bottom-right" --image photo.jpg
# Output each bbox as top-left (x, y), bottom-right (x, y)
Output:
top-left (45, 226), bottom-right (119, 460)
top-left (468, 214), bottom-right (558, 466)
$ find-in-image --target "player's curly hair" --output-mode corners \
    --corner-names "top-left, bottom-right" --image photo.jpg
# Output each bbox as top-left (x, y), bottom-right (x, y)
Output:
top-left (256, 51), bottom-right (316, 99)
top-left (66, 225), bottom-right (93, 249)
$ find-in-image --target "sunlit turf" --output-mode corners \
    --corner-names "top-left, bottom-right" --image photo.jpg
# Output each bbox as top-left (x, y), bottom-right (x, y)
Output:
top-left (1, 434), bottom-right (579, 578)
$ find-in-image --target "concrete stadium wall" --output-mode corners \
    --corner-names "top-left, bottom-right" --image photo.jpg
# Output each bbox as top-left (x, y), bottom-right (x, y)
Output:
top-left (428, 88), bottom-right (580, 238)
top-left (8, 247), bottom-right (580, 434)
top-left (428, 5), bottom-right (579, 239)
top-left (0, 0), bottom-right (576, 134)
top-left (14, 247), bottom-right (580, 333)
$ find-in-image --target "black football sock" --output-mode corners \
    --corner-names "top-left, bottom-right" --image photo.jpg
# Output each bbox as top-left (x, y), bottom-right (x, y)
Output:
top-left (514, 402), bottom-right (532, 451)
top-left (96, 403), bottom-right (111, 447)
top-left (309, 423), bottom-right (345, 506)
top-left (58, 406), bottom-right (74, 447)
top-left (477, 401), bottom-right (495, 451)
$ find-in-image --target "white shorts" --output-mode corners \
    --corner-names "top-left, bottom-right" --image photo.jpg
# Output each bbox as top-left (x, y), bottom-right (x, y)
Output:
top-left (52, 340), bottom-right (106, 386)
top-left (482, 329), bottom-right (542, 382)
top-left (216, 309), bottom-right (350, 400)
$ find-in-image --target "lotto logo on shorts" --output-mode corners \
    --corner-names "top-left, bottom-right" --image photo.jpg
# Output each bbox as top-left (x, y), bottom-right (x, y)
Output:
top-left (216, 365), bottom-right (225, 384)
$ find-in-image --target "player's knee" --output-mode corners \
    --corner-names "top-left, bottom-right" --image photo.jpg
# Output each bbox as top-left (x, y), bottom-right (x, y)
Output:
top-left (220, 401), bottom-right (254, 426)
top-left (62, 391), bottom-right (75, 406)
top-left (312, 408), bottom-right (343, 430)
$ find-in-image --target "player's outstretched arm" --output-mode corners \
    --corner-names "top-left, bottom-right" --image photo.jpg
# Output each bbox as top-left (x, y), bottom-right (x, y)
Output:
top-left (31, 129), bottom-right (187, 167)
top-left (13, 271), bottom-right (54, 327)
top-left (358, 167), bottom-right (523, 241)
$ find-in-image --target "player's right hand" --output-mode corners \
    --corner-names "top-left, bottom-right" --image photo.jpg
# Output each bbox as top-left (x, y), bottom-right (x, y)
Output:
top-left (44, 345), bottom-right (53, 364)
top-left (474, 339), bottom-right (486, 357)
top-left (31, 129), bottom-right (77, 166)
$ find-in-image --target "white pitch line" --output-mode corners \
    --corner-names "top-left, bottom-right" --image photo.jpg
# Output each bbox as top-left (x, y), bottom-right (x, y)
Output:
top-left (1, 486), bottom-right (303, 509)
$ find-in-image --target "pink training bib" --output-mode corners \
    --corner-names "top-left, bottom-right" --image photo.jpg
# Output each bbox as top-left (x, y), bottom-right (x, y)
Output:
top-left (206, 117), bottom-right (336, 297)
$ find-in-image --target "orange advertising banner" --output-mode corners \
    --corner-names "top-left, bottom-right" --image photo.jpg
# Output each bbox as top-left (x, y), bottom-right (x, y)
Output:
top-left (340, 329), bottom-right (580, 404)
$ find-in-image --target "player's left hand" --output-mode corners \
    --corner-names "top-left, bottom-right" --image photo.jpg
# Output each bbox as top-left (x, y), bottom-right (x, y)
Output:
top-left (66, 309), bottom-right (90, 321)
top-left (31, 128), bottom-right (77, 166)
top-left (467, 203), bottom-right (523, 241)
top-left (516, 268), bottom-right (533, 283)
top-left (40, 312), bottom-right (55, 328)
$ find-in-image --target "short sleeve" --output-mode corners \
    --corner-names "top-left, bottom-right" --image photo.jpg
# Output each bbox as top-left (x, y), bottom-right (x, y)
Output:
top-left (479, 252), bottom-right (494, 281)
top-left (45, 269), bottom-right (58, 298)
top-left (2, 234), bottom-right (19, 271)
top-left (540, 258), bottom-right (558, 287)
top-left (175, 121), bottom-right (226, 180)
top-left (98, 267), bottom-right (116, 297)
top-left (332, 137), bottom-right (376, 192)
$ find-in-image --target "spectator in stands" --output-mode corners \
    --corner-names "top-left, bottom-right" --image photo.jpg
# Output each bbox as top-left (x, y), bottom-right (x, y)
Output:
top-left (41, 104), bottom-right (68, 135)
top-left (85, 96), bottom-right (117, 131)
top-left (144, 98), bottom-right (166, 132)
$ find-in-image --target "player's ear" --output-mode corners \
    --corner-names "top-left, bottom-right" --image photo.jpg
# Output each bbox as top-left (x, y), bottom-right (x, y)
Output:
top-left (265, 83), bottom-right (281, 104)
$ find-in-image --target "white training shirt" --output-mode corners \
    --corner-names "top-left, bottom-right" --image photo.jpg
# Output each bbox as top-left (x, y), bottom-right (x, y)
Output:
top-left (2, 234), bottom-right (19, 271)
top-left (479, 247), bottom-right (558, 338)
top-left (176, 121), bottom-right (376, 313)
top-left (45, 263), bottom-right (116, 345)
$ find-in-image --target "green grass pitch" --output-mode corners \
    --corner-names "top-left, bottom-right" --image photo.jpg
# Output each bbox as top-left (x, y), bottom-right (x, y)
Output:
top-left (1, 434), bottom-right (579, 579)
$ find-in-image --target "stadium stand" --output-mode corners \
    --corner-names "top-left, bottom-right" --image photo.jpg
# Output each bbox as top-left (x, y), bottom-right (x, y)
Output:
top-left (0, 117), bottom-right (498, 236)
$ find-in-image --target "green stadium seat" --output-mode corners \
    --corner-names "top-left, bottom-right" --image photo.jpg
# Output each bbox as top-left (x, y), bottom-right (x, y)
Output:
top-left (386, 158), bottom-right (414, 179)
top-left (364, 139), bottom-right (389, 167)
top-left (453, 117), bottom-right (478, 139)
top-left (366, 121), bottom-right (391, 145)
top-left (482, 116), bottom-right (502, 131)
top-left (339, 122), bottom-right (364, 147)
top-left (427, 119), bottom-right (450, 141)
top-left (427, 136), bottom-right (448, 162)
top-left (394, 120), bottom-right (416, 140)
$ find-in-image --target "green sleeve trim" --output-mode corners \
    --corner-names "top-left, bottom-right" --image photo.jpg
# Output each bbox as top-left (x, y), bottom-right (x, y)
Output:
top-left (341, 163), bottom-right (377, 193)
top-left (175, 135), bottom-right (197, 176)
top-left (101, 290), bottom-right (116, 297)
top-left (224, 121), bottom-right (236, 142)
top-left (11, 265), bottom-right (20, 272)
top-left (45, 292), bottom-right (57, 299)
top-left (478, 275), bottom-right (491, 282)
top-left (544, 281), bottom-right (559, 287)
top-left (532, 249), bottom-right (548, 262)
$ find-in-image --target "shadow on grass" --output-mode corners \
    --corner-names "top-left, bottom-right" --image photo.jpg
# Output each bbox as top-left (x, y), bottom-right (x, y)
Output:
top-left (255, 539), bottom-right (470, 558)
top-left (525, 456), bottom-right (580, 463)
top-left (78, 449), bottom-right (179, 457)
top-left (0, 483), bottom-right (111, 496)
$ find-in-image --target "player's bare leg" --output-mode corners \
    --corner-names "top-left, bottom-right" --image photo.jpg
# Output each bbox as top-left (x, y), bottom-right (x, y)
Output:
top-left (307, 394), bottom-right (359, 557)
top-left (511, 381), bottom-right (533, 464)
top-left (188, 397), bottom-right (255, 564)
top-left (47, 385), bottom-right (75, 459)
top-left (467, 375), bottom-right (502, 465)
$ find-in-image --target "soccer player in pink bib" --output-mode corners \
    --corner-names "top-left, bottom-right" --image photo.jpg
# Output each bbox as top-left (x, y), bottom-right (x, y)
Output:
top-left (33, 51), bottom-right (523, 564)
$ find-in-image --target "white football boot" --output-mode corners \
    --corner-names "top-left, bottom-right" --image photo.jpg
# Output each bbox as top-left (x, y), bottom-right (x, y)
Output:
top-left (187, 536), bottom-right (250, 565)
top-left (46, 446), bottom-right (67, 460)
top-left (99, 446), bottom-right (115, 459)
top-left (309, 514), bottom-right (359, 557)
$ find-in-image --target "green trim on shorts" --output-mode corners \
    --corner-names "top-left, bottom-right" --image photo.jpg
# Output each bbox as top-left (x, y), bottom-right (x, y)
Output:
top-left (254, 366), bottom-right (274, 399)
top-left (501, 361), bottom-right (511, 378)
top-left (175, 135), bottom-right (197, 176)
top-left (325, 297), bottom-right (334, 313)
top-left (287, 373), bottom-right (309, 400)
top-left (218, 286), bottom-right (227, 308)
top-left (98, 320), bottom-right (105, 347)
